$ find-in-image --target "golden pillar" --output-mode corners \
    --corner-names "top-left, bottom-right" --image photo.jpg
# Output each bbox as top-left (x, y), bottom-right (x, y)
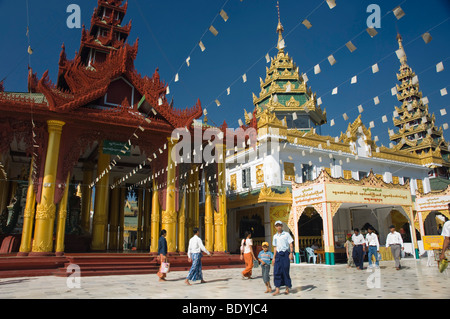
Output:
top-left (55, 174), bottom-right (71, 255)
top-left (31, 120), bottom-right (65, 255)
top-left (108, 180), bottom-right (120, 250)
top-left (216, 143), bottom-right (227, 252)
top-left (204, 176), bottom-right (214, 252)
top-left (137, 188), bottom-right (144, 250)
top-left (150, 177), bottom-right (160, 253)
top-left (177, 192), bottom-right (186, 253)
top-left (18, 159), bottom-right (36, 255)
top-left (91, 144), bottom-right (110, 251)
top-left (193, 166), bottom-right (200, 228)
top-left (162, 138), bottom-right (177, 253)
top-left (118, 186), bottom-right (125, 251)
top-left (186, 168), bottom-right (194, 233)
top-left (80, 164), bottom-right (93, 233)
top-left (143, 187), bottom-right (151, 250)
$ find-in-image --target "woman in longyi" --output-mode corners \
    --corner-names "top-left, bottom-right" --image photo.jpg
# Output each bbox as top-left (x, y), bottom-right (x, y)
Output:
top-left (240, 231), bottom-right (257, 279)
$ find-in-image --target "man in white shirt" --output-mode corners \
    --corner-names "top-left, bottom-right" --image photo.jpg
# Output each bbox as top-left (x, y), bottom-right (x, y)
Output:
top-left (386, 225), bottom-right (404, 270)
top-left (185, 228), bottom-right (211, 285)
top-left (272, 220), bottom-right (294, 296)
top-left (351, 228), bottom-right (366, 270)
top-left (365, 226), bottom-right (380, 269)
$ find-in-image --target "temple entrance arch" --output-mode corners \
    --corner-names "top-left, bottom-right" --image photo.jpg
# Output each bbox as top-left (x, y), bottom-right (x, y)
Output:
top-left (289, 169), bottom-right (419, 265)
top-left (297, 207), bottom-right (323, 249)
top-left (415, 186), bottom-right (450, 241)
top-left (422, 210), bottom-right (449, 235)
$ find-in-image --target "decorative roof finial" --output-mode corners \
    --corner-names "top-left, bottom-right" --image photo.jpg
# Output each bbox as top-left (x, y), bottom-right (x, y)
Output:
top-left (396, 32), bottom-right (407, 64)
top-left (276, 1), bottom-right (284, 45)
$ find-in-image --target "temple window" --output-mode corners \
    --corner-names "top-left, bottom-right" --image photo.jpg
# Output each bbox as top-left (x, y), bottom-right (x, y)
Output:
top-left (242, 167), bottom-right (251, 189)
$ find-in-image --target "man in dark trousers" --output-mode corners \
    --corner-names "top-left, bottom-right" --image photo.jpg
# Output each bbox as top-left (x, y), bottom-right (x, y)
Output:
top-left (272, 220), bottom-right (294, 296)
top-left (352, 228), bottom-right (366, 270)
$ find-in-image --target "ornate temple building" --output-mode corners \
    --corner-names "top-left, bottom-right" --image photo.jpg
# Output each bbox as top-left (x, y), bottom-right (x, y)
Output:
top-left (0, 1), bottom-right (448, 275)
top-left (224, 17), bottom-right (450, 264)
top-left (0, 0), bottom-right (230, 265)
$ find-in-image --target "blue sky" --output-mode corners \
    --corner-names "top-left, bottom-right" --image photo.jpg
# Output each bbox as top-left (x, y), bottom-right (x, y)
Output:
top-left (0, 0), bottom-right (449, 148)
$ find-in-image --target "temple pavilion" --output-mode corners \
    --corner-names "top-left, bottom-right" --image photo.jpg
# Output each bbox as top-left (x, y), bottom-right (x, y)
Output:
top-left (0, 0), bottom-right (229, 261)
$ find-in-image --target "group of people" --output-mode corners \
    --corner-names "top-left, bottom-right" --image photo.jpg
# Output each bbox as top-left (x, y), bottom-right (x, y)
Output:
top-left (155, 220), bottom-right (295, 296)
top-left (154, 215), bottom-right (450, 294)
top-left (240, 220), bottom-right (294, 296)
top-left (345, 225), bottom-right (409, 270)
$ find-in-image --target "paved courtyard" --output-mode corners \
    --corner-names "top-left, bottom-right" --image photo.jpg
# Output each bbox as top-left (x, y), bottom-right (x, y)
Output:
top-left (0, 258), bottom-right (448, 299)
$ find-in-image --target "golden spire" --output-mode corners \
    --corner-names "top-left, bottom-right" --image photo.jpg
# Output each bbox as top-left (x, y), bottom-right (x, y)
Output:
top-left (396, 32), bottom-right (407, 64)
top-left (276, 1), bottom-right (284, 47)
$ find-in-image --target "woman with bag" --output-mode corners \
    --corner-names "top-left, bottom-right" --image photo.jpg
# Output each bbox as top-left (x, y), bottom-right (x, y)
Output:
top-left (240, 231), bottom-right (257, 279)
top-left (157, 229), bottom-right (169, 281)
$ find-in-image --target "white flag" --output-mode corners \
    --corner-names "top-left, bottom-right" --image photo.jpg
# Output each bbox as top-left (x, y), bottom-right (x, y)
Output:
top-left (393, 6), bottom-right (405, 20)
top-left (314, 64), bottom-right (321, 74)
top-left (436, 62), bottom-right (444, 72)
top-left (199, 41), bottom-right (206, 52)
top-left (441, 88), bottom-right (448, 96)
top-left (227, 87), bottom-right (231, 95)
top-left (351, 75), bottom-right (357, 84)
top-left (395, 48), bottom-right (406, 60)
top-left (326, 0), bottom-right (336, 9)
top-left (219, 9), bottom-right (228, 22)
top-left (346, 41), bottom-right (357, 53)
top-left (209, 26), bottom-right (219, 36)
top-left (440, 109), bottom-right (447, 116)
top-left (391, 87), bottom-right (397, 96)
top-left (186, 56), bottom-right (191, 67)
top-left (358, 105), bottom-right (364, 113)
top-left (330, 119), bottom-right (335, 126)
top-left (372, 63), bottom-right (379, 73)
top-left (302, 73), bottom-right (309, 83)
top-left (175, 73), bottom-right (179, 82)
top-left (317, 97), bottom-right (322, 105)
top-left (422, 32), bottom-right (432, 44)
top-left (328, 55), bottom-right (336, 66)
top-left (332, 87), bottom-right (338, 95)
top-left (215, 99), bottom-right (221, 106)
top-left (343, 113), bottom-right (349, 121)
top-left (242, 73), bottom-right (247, 83)
top-left (382, 115), bottom-right (388, 123)
top-left (373, 96), bottom-right (380, 105)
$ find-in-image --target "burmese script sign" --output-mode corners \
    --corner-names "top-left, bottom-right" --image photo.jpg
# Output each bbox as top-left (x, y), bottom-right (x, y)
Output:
top-left (326, 184), bottom-right (411, 206)
top-left (292, 184), bottom-right (325, 206)
top-left (422, 235), bottom-right (444, 251)
top-left (416, 194), bottom-right (450, 212)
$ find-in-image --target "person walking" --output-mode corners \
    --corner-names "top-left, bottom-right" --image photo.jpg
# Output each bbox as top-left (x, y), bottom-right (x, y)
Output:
top-left (386, 225), bottom-right (404, 270)
top-left (439, 217), bottom-right (450, 272)
top-left (257, 242), bottom-right (274, 293)
top-left (272, 220), bottom-right (294, 296)
top-left (344, 233), bottom-right (355, 268)
top-left (157, 229), bottom-right (168, 281)
top-left (185, 227), bottom-right (211, 285)
top-left (240, 231), bottom-right (257, 279)
top-left (352, 228), bottom-right (366, 270)
top-left (365, 226), bottom-right (380, 269)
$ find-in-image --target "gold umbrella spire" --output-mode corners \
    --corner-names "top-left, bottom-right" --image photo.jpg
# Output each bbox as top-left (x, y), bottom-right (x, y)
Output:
top-left (276, 1), bottom-right (284, 47)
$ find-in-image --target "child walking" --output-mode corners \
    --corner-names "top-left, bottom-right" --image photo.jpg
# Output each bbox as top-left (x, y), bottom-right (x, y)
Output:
top-left (257, 242), bottom-right (274, 293)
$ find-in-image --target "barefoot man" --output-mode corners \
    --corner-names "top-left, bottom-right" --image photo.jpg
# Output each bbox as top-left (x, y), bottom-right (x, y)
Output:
top-left (185, 227), bottom-right (211, 285)
top-left (272, 220), bottom-right (294, 296)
